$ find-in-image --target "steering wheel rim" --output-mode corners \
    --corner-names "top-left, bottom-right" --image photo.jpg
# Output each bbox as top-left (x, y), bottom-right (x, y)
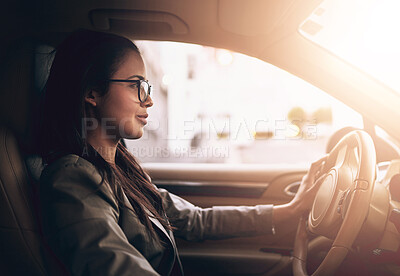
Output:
top-left (293, 130), bottom-right (376, 276)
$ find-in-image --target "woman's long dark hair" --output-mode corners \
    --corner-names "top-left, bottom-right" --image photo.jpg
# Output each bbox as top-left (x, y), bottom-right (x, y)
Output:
top-left (39, 29), bottom-right (170, 239)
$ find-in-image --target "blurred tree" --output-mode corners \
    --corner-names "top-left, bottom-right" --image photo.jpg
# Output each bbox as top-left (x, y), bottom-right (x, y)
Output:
top-left (288, 106), bottom-right (306, 127)
top-left (312, 107), bottom-right (332, 124)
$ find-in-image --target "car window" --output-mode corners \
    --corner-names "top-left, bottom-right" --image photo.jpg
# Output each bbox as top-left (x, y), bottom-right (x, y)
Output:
top-left (124, 41), bottom-right (363, 164)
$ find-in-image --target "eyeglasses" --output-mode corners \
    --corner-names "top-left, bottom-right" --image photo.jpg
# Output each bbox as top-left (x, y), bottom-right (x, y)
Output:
top-left (108, 79), bottom-right (151, 103)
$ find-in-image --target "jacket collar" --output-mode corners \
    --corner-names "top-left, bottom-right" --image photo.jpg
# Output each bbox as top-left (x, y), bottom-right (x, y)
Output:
top-left (146, 211), bottom-right (173, 243)
top-left (121, 191), bottom-right (175, 248)
top-left (121, 191), bottom-right (182, 275)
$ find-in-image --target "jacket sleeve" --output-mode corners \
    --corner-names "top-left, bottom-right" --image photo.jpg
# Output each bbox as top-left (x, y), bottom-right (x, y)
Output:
top-left (40, 156), bottom-right (160, 276)
top-left (157, 188), bottom-right (274, 242)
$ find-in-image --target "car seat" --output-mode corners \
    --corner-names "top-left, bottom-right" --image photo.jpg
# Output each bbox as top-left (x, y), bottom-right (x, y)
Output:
top-left (0, 38), bottom-right (67, 275)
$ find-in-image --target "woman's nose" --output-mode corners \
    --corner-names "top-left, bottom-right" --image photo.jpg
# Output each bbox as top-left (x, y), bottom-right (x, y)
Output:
top-left (142, 95), bottom-right (153, 108)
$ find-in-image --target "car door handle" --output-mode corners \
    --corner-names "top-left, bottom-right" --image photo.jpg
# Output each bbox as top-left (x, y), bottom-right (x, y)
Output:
top-left (284, 181), bottom-right (301, 197)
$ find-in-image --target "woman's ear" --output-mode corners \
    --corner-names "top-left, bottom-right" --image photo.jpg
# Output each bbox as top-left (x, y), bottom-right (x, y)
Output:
top-left (85, 90), bottom-right (100, 107)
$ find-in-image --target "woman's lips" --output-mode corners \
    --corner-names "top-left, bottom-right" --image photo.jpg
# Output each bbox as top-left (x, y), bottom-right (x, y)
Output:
top-left (136, 114), bottom-right (148, 125)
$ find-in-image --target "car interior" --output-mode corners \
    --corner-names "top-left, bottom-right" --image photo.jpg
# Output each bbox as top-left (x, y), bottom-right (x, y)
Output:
top-left (2, 0), bottom-right (400, 275)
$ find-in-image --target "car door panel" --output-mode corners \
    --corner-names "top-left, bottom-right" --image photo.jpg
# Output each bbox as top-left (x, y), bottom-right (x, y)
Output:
top-left (143, 163), bottom-right (308, 275)
top-left (144, 163), bottom-right (307, 206)
top-left (154, 180), bottom-right (270, 198)
top-left (177, 249), bottom-right (290, 276)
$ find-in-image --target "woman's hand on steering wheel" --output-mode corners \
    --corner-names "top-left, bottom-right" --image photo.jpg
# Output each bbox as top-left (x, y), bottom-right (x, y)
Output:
top-left (272, 156), bottom-right (327, 225)
top-left (291, 156), bottom-right (328, 215)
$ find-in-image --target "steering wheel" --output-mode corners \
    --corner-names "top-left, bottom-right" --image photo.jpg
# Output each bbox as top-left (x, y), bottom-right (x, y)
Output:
top-left (293, 130), bottom-right (376, 276)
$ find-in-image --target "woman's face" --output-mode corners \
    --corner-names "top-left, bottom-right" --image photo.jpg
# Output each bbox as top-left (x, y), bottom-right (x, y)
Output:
top-left (92, 50), bottom-right (153, 141)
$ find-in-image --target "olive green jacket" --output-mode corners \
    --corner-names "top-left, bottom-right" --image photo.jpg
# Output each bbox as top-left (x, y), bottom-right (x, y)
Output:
top-left (39, 154), bottom-right (274, 275)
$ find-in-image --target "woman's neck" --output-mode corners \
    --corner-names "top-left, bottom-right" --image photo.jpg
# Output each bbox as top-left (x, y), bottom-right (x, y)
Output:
top-left (86, 128), bottom-right (119, 165)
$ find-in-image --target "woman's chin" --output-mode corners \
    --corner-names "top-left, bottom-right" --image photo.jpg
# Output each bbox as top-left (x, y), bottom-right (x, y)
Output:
top-left (121, 129), bottom-right (144, 140)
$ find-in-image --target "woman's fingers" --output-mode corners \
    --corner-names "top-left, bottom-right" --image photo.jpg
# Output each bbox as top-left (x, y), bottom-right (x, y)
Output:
top-left (300, 156), bottom-right (328, 196)
top-left (311, 155), bottom-right (328, 172)
top-left (308, 155), bottom-right (328, 181)
top-left (291, 155), bottom-right (330, 214)
top-left (307, 173), bottom-right (327, 194)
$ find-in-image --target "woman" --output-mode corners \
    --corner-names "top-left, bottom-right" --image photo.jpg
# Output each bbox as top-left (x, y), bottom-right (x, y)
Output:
top-left (39, 29), bottom-right (326, 276)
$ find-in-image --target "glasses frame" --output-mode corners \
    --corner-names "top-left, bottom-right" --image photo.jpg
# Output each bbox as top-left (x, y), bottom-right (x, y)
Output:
top-left (108, 79), bottom-right (151, 103)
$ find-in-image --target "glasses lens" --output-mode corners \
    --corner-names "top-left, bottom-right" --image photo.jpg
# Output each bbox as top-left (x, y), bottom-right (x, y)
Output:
top-left (139, 81), bottom-right (150, 102)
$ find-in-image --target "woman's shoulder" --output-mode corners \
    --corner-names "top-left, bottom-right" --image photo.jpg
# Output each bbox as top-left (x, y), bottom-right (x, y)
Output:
top-left (47, 153), bottom-right (94, 167)
top-left (40, 154), bottom-right (101, 184)
top-left (39, 154), bottom-right (117, 203)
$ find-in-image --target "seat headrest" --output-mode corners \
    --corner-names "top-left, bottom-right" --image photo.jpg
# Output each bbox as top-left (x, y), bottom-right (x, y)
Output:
top-left (0, 38), bottom-right (55, 153)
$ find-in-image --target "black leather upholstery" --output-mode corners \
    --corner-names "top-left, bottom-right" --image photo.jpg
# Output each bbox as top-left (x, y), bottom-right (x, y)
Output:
top-left (0, 38), bottom-right (64, 275)
top-left (0, 127), bottom-right (47, 275)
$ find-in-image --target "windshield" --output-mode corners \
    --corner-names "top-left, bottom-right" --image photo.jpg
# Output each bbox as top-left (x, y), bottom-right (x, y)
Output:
top-left (299, 0), bottom-right (400, 93)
